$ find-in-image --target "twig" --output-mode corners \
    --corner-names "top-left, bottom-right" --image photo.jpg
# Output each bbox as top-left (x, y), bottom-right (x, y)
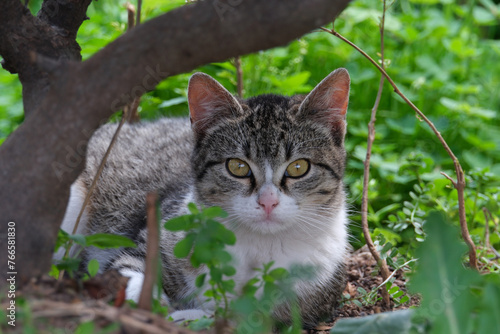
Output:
top-left (440, 172), bottom-right (457, 188)
top-left (359, 0), bottom-right (391, 308)
top-left (483, 207), bottom-right (490, 249)
top-left (235, 56), bottom-right (243, 97)
top-left (59, 112), bottom-right (129, 276)
top-left (123, 97), bottom-right (141, 123)
top-left (27, 299), bottom-right (195, 334)
top-left (490, 246), bottom-right (500, 260)
top-left (322, 13), bottom-right (478, 271)
top-left (124, 2), bottom-right (142, 123)
top-left (136, 0), bottom-right (142, 26)
top-left (125, 2), bottom-right (136, 30)
top-left (138, 192), bottom-right (160, 311)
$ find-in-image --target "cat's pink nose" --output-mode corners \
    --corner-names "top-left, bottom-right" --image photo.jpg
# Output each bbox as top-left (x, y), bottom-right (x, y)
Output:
top-left (258, 189), bottom-right (279, 216)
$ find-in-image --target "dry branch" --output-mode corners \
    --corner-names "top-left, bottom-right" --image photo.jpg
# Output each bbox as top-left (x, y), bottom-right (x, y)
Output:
top-left (483, 207), bottom-right (491, 249)
top-left (235, 56), bottom-right (244, 97)
top-left (321, 16), bottom-right (478, 270)
top-left (123, 1), bottom-right (142, 123)
top-left (0, 0), bottom-right (351, 285)
top-left (359, 0), bottom-right (391, 308)
top-left (25, 299), bottom-right (196, 334)
top-left (138, 192), bottom-right (160, 311)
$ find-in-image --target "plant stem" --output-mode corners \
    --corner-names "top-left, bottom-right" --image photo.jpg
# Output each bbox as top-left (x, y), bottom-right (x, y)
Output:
top-left (483, 207), bottom-right (491, 249)
top-left (357, 0), bottom-right (391, 308)
top-left (138, 192), bottom-right (160, 311)
top-left (235, 56), bottom-right (243, 97)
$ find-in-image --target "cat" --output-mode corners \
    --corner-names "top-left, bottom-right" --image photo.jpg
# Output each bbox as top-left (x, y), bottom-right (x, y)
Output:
top-left (58, 68), bottom-right (351, 328)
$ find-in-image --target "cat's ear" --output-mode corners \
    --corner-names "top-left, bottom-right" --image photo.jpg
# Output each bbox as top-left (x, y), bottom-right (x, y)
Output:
top-left (298, 68), bottom-right (350, 138)
top-left (188, 72), bottom-right (243, 136)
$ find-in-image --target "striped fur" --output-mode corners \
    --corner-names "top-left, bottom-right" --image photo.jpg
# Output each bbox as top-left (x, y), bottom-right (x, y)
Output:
top-left (61, 69), bottom-right (351, 326)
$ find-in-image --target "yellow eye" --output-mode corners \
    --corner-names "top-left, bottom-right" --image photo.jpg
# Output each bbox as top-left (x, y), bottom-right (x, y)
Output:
top-left (285, 159), bottom-right (310, 178)
top-left (226, 158), bottom-right (252, 178)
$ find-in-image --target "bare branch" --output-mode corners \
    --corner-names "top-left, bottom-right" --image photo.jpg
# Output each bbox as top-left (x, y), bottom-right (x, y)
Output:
top-left (483, 207), bottom-right (491, 249)
top-left (235, 56), bottom-right (243, 97)
top-left (359, 0), bottom-right (391, 308)
top-left (440, 171), bottom-right (457, 188)
top-left (138, 192), bottom-right (160, 311)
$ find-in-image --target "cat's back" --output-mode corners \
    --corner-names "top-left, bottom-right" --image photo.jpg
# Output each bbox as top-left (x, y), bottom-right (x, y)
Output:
top-left (80, 117), bottom-right (194, 233)
top-left (85, 117), bottom-right (193, 178)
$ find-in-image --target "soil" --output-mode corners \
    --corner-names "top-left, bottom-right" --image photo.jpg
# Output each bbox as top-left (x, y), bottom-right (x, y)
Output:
top-left (0, 246), bottom-right (419, 333)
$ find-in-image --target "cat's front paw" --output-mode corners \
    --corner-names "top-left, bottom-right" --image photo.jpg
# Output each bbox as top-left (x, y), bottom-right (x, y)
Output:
top-left (169, 309), bottom-right (212, 323)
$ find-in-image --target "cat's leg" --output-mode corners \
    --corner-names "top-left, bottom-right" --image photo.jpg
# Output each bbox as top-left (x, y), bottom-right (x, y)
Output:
top-left (169, 309), bottom-right (212, 322)
top-left (54, 180), bottom-right (90, 260)
top-left (102, 250), bottom-right (169, 304)
top-left (119, 268), bottom-right (147, 302)
top-left (116, 258), bottom-right (213, 322)
top-left (168, 281), bottom-right (216, 322)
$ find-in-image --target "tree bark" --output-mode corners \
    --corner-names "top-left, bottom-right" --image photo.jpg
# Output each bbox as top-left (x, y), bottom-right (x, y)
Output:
top-left (0, 0), bottom-right (92, 115)
top-left (0, 0), bottom-right (350, 286)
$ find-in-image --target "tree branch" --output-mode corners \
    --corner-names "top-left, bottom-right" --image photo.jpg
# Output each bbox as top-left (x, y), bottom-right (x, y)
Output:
top-left (0, 0), bottom-right (351, 285)
top-left (37, 0), bottom-right (92, 39)
top-left (0, 0), bottom-right (92, 115)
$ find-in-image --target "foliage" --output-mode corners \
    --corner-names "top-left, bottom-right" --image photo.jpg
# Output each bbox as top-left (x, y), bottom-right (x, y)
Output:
top-left (164, 203), bottom-right (304, 333)
top-left (410, 211), bottom-right (500, 334)
top-left (164, 203), bottom-right (236, 318)
top-left (52, 228), bottom-right (136, 278)
top-left (333, 211), bottom-right (500, 333)
top-left (331, 309), bottom-right (414, 334)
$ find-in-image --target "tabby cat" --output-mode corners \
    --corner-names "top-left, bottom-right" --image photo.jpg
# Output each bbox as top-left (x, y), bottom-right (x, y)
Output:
top-left (59, 68), bottom-right (351, 327)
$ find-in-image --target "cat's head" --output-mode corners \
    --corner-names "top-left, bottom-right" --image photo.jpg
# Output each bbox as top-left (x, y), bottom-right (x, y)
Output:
top-left (187, 69), bottom-right (350, 236)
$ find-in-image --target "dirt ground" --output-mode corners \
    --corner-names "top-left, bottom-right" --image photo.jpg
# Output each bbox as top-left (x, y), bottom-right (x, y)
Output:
top-left (1, 247), bottom-right (418, 333)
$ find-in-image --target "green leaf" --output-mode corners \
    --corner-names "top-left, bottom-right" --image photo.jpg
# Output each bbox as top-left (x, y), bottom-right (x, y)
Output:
top-left (55, 258), bottom-right (81, 273)
top-left (210, 267), bottom-right (222, 282)
top-left (187, 202), bottom-right (199, 214)
top-left (54, 229), bottom-right (70, 251)
top-left (48, 264), bottom-right (60, 279)
top-left (269, 267), bottom-right (288, 280)
top-left (352, 300), bottom-right (363, 308)
top-left (202, 206), bottom-right (228, 219)
top-left (195, 273), bottom-right (206, 288)
top-left (221, 279), bottom-right (235, 292)
top-left (477, 277), bottom-right (500, 333)
top-left (85, 234), bottom-right (136, 249)
top-left (270, 71), bottom-right (312, 94)
top-left (164, 215), bottom-right (193, 231)
top-left (75, 321), bottom-right (95, 334)
top-left (174, 233), bottom-right (195, 258)
top-left (68, 233), bottom-right (87, 247)
top-left (409, 211), bottom-right (480, 334)
top-left (221, 265), bottom-right (236, 276)
top-left (158, 96), bottom-right (187, 108)
top-left (87, 259), bottom-right (99, 277)
top-left (330, 309), bottom-right (414, 334)
top-left (188, 317), bottom-right (214, 331)
top-left (219, 227), bottom-right (236, 245)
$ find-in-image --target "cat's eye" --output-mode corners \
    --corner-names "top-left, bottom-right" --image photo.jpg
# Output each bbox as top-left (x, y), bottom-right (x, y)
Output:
top-left (285, 159), bottom-right (310, 178)
top-left (226, 158), bottom-right (252, 178)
